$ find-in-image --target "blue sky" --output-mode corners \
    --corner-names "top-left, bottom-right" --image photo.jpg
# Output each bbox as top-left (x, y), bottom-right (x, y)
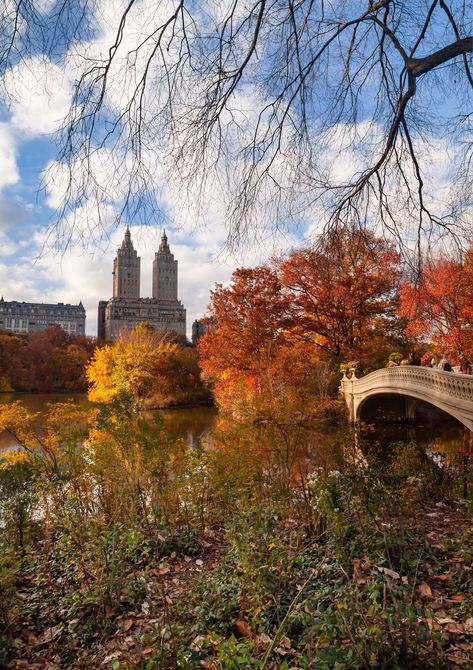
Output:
top-left (0, 0), bottom-right (467, 336)
top-left (0, 90), bottom-right (285, 337)
top-left (0, 129), bottom-right (268, 336)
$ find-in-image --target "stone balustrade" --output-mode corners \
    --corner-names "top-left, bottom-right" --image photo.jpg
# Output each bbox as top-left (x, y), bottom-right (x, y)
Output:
top-left (341, 366), bottom-right (473, 431)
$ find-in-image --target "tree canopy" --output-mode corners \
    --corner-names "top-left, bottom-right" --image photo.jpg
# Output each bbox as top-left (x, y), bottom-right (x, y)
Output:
top-left (1, 1), bottom-right (472, 255)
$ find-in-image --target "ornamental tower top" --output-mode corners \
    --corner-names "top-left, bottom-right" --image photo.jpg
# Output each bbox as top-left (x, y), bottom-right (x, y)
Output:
top-left (112, 227), bottom-right (141, 299)
top-left (152, 230), bottom-right (178, 301)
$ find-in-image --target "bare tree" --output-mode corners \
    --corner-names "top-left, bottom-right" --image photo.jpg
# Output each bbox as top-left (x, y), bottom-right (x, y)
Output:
top-left (1, 0), bottom-right (472, 257)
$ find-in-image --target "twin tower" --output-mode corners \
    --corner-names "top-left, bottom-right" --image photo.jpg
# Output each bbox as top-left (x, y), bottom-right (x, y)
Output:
top-left (98, 229), bottom-right (186, 340)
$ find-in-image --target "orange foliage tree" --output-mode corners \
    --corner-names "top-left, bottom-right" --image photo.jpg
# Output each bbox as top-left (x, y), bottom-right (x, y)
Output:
top-left (198, 267), bottom-right (292, 416)
top-left (0, 326), bottom-right (96, 392)
top-left (200, 267), bottom-right (340, 419)
top-left (399, 250), bottom-right (473, 360)
top-left (200, 230), bottom-right (403, 416)
top-left (278, 228), bottom-right (401, 364)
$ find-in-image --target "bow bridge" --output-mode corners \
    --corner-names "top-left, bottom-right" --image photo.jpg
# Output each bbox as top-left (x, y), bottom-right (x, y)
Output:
top-left (341, 367), bottom-right (473, 431)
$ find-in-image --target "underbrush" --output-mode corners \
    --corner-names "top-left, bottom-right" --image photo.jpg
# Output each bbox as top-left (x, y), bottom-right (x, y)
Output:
top-left (0, 401), bottom-right (472, 669)
top-left (145, 446), bottom-right (472, 669)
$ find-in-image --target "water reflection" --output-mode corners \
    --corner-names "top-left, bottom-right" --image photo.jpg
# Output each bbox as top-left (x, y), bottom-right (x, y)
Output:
top-left (361, 418), bottom-right (471, 470)
top-left (150, 406), bottom-right (218, 448)
top-left (0, 394), bottom-right (218, 452)
top-left (0, 393), bottom-right (469, 463)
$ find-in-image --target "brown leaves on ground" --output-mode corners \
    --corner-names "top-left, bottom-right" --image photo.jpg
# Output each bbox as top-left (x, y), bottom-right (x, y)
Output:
top-left (6, 530), bottom-right (225, 670)
top-left (410, 500), bottom-right (473, 668)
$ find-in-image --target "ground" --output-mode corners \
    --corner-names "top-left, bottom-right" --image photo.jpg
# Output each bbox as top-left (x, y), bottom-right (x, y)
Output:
top-left (5, 499), bottom-right (473, 670)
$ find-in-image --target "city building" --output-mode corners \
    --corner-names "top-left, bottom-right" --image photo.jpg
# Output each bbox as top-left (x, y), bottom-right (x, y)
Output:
top-left (0, 298), bottom-right (86, 335)
top-left (99, 228), bottom-right (186, 340)
top-left (192, 319), bottom-right (208, 345)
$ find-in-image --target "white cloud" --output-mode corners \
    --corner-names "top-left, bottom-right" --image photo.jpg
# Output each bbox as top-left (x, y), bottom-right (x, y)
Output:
top-left (4, 56), bottom-right (72, 136)
top-left (0, 124), bottom-right (19, 188)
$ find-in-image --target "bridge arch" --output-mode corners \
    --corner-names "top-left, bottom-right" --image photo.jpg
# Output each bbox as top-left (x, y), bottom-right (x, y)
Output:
top-left (341, 367), bottom-right (473, 432)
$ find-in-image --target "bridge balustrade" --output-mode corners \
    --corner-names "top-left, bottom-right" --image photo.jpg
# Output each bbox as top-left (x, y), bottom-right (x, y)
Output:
top-left (340, 366), bottom-right (473, 430)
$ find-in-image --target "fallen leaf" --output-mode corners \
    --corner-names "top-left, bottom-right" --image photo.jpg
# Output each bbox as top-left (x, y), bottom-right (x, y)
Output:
top-left (450, 594), bottom-right (466, 602)
top-left (437, 617), bottom-right (456, 625)
top-left (256, 633), bottom-right (272, 646)
top-left (122, 619), bottom-right (133, 633)
top-left (102, 651), bottom-right (121, 665)
top-left (236, 620), bottom-right (254, 639)
top-left (376, 566), bottom-right (400, 580)
top-left (141, 646), bottom-right (154, 655)
top-left (445, 622), bottom-right (465, 635)
top-left (105, 605), bottom-right (115, 618)
top-left (159, 566), bottom-right (170, 575)
top-left (35, 624), bottom-right (64, 646)
top-left (195, 559), bottom-right (204, 566)
top-left (275, 646), bottom-right (287, 656)
top-left (434, 573), bottom-right (453, 582)
top-left (201, 661), bottom-right (217, 670)
top-left (21, 629), bottom-right (37, 644)
top-left (445, 654), bottom-right (469, 666)
top-left (418, 582), bottom-right (433, 598)
top-left (465, 618), bottom-right (473, 634)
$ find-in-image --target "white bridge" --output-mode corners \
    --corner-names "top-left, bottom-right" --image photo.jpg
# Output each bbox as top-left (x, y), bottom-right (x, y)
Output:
top-left (341, 366), bottom-right (473, 431)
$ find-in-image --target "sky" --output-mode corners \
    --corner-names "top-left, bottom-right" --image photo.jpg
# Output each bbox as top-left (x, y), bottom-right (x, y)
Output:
top-left (0, 127), bottom-right (241, 337)
top-left (0, 0), bottom-right (467, 337)
top-left (0, 121), bottom-right (281, 337)
top-left (0, 0), bottom-right (311, 338)
top-left (0, 15), bottom-right (297, 338)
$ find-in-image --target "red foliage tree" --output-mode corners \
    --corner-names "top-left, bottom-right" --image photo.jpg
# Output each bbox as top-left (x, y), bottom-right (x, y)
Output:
top-left (399, 250), bottom-right (473, 360)
top-left (278, 229), bottom-right (401, 362)
top-left (0, 326), bottom-right (96, 392)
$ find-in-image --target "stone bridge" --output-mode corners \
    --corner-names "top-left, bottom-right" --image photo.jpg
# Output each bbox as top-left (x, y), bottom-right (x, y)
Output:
top-left (341, 366), bottom-right (473, 431)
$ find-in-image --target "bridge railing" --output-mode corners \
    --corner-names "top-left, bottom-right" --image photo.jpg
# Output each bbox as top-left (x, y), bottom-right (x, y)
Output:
top-left (341, 366), bottom-right (473, 401)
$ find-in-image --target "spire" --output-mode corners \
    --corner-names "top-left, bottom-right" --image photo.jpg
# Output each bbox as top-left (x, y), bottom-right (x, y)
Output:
top-left (159, 229), bottom-right (170, 253)
top-left (121, 226), bottom-right (134, 250)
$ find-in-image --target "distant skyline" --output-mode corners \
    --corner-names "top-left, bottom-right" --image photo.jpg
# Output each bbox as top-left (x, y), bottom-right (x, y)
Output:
top-left (0, 46), bottom-right (299, 337)
top-left (0, 120), bottom-right (297, 336)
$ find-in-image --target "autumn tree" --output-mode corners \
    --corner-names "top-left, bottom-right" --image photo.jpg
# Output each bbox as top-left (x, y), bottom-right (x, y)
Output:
top-left (199, 266), bottom-right (341, 418)
top-left (199, 267), bottom-right (289, 412)
top-left (0, 326), bottom-right (95, 392)
top-left (399, 249), bottom-right (473, 359)
top-left (87, 324), bottom-right (210, 407)
top-left (278, 228), bottom-right (402, 364)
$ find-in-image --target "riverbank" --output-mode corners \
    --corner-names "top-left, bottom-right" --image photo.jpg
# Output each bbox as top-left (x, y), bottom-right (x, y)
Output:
top-left (4, 488), bottom-right (473, 669)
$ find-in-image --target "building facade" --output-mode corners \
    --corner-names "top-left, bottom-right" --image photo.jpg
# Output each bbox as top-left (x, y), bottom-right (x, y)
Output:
top-left (99, 229), bottom-right (186, 341)
top-left (192, 319), bottom-right (208, 345)
top-left (0, 298), bottom-right (86, 335)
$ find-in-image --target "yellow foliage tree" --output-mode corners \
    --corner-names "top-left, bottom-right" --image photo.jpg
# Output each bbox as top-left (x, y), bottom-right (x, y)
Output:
top-left (87, 324), bottom-right (179, 404)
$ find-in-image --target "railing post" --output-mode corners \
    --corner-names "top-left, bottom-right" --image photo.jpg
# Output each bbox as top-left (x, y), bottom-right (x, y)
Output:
top-left (340, 372), bottom-right (356, 422)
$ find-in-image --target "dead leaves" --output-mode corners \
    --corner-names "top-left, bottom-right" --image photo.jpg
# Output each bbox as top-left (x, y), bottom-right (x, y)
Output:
top-left (418, 581), bottom-right (433, 598)
top-left (121, 619), bottom-right (134, 633)
top-left (236, 619), bottom-right (254, 639)
top-left (376, 565), bottom-right (400, 580)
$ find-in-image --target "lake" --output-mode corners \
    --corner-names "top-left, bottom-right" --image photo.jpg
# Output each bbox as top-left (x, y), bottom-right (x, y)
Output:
top-left (0, 393), bottom-right (218, 452)
top-left (0, 393), bottom-right (469, 467)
